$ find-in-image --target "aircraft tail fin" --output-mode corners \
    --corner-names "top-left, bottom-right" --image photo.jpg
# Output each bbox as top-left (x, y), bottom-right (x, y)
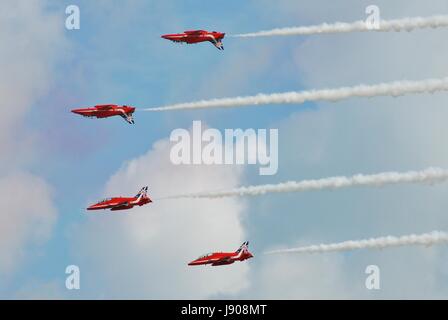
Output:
top-left (236, 241), bottom-right (249, 254)
top-left (120, 110), bottom-right (135, 124)
top-left (125, 113), bottom-right (135, 124)
top-left (213, 40), bottom-right (224, 50)
top-left (135, 186), bottom-right (148, 200)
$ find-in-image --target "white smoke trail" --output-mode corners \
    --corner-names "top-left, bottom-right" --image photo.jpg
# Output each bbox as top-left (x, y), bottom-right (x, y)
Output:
top-left (143, 77), bottom-right (448, 112)
top-left (164, 167), bottom-right (448, 199)
top-left (232, 15), bottom-right (448, 38)
top-left (265, 231), bottom-right (448, 255)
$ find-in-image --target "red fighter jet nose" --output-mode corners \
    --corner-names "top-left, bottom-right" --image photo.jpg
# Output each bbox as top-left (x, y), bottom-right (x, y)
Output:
top-left (71, 109), bottom-right (83, 115)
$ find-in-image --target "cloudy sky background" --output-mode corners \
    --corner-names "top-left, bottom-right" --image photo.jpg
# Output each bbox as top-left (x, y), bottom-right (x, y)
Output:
top-left (2, 0), bottom-right (448, 299)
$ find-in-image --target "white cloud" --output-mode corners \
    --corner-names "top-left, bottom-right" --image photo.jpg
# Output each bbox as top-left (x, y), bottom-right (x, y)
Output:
top-left (71, 134), bottom-right (250, 298)
top-left (0, 173), bottom-right (57, 276)
top-left (0, 0), bottom-right (67, 164)
top-left (0, 1), bottom-right (64, 280)
top-left (242, 254), bottom-right (356, 299)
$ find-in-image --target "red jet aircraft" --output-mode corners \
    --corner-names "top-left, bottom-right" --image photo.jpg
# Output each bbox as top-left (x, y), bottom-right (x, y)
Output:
top-left (162, 30), bottom-right (225, 50)
top-left (87, 187), bottom-right (151, 211)
top-left (188, 241), bottom-right (253, 266)
top-left (71, 104), bottom-right (136, 124)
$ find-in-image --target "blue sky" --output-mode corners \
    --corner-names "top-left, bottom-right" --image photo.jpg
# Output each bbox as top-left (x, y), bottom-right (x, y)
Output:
top-left (3, 0), bottom-right (448, 299)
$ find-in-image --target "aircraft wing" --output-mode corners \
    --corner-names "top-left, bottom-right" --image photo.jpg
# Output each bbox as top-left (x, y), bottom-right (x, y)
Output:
top-left (109, 201), bottom-right (131, 210)
top-left (211, 255), bottom-right (234, 266)
top-left (96, 105), bottom-right (114, 110)
top-left (215, 256), bottom-right (232, 263)
top-left (184, 30), bottom-right (205, 35)
top-left (167, 39), bottom-right (178, 42)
